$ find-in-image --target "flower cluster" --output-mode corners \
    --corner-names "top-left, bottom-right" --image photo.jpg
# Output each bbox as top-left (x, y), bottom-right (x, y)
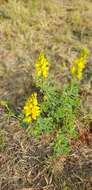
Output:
top-left (23, 93), bottom-right (40, 123)
top-left (71, 48), bottom-right (89, 80)
top-left (35, 53), bottom-right (49, 79)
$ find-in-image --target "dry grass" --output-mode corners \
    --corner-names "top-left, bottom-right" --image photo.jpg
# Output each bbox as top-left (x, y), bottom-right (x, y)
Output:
top-left (0, 107), bottom-right (92, 190)
top-left (0, 0), bottom-right (92, 189)
top-left (0, 0), bottom-right (92, 102)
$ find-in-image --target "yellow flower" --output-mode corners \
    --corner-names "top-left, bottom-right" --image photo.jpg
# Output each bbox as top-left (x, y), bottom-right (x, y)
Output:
top-left (77, 71), bottom-right (82, 80)
top-left (23, 93), bottom-right (40, 123)
top-left (23, 116), bottom-right (32, 123)
top-left (35, 53), bottom-right (49, 79)
top-left (71, 65), bottom-right (76, 75)
top-left (71, 48), bottom-right (89, 80)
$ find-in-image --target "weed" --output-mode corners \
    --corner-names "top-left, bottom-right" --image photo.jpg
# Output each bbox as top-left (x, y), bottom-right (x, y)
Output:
top-left (21, 49), bottom-right (89, 156)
